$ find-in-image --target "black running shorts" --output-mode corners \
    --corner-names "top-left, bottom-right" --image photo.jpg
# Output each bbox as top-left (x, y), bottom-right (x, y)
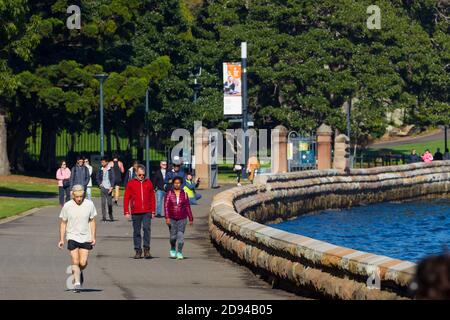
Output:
top-left (67, 239), bottom-right (93, 251)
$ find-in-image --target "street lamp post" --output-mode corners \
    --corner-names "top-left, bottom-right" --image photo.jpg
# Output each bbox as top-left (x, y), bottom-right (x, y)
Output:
top-left (445, 126), bottom-right (448, 152)
top-left (346, 96), bottom-right (352, 170)
top-left (145, 88), bottom-right (150, 178)
top-left (94, 73), bottom-right (108, 157)
top-left (192, 67), bottom-right (202, 103)
top-left (241, 42), bottom-right (249, 179)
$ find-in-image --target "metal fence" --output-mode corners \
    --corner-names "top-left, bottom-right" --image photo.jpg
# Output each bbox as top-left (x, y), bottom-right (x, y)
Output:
top-left (24, 128), bottom-right (168, 169)
top-left (353, 152), bottom-right (407, 168)
top-left (287, 131), bottom-right (317, 172)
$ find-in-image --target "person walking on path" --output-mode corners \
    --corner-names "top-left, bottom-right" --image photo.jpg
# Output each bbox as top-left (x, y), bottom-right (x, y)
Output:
top-left (408, 149), bottom-right (422, 164)
top-left (56, 160), bottom-right (71, 207)
top-left (165, 176), bottom-right (194, 260)
top-left (109, 154), bottom-right (125, 206)
top-left (183, 172), bottom-right (201, 205)
top-left (123, 160), bottom-right (139, 188)
top-left (434, 148), bottom-right (443, 161)
top-left (70, 155), bottom-right (90, 198)
top-left (422, 149), bottom-right (434, 163)
top-left (58, 184), bottom-right (97, 293)
top-left (84, 157), bottom-right (93, 201)
top-left (123, 165), bottom-right (156, 259)
top-left (246, 154), bottom-right (260, 183)
top-left (152, 160), bottom-right (168, 217)
top-left (165, 163), bottom-right (186, 191)
top-left (97, 156), bottom-right (115, 222)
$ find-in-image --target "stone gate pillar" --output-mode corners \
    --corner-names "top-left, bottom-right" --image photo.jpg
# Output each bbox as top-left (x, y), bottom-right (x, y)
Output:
top-left (316, 123), bottom-right (333, 170)
top-left (271, 125), bottom-right (288, 174)
top-left (333, 134), bottom-right (349, 171)
top-left (194, 126), bottom-right (210, 189)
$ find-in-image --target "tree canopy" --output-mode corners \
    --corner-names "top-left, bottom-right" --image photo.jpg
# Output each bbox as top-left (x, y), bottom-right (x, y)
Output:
top-left (0, 0), bottom-right (448, 172)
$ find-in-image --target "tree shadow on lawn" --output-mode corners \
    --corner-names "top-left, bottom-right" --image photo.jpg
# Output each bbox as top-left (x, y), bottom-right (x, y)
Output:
top-left (0, 187), bottom-right (57, 198)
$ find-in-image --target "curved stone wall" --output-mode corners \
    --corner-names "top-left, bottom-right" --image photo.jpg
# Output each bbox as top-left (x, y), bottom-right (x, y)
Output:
top-left (209, 161), bottom-right (450, 299)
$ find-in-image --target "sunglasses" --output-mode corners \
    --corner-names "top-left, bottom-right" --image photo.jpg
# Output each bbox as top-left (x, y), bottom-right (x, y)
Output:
top-left (138, 174), bottom-right (145, 177)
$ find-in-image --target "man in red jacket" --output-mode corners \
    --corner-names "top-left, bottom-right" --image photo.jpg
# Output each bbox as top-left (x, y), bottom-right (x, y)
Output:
top-left (123, 164), bottom-right (156, 259)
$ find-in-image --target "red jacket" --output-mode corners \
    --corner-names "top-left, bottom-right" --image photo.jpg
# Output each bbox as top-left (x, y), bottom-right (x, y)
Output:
top-left (123, 178), bottom-right (156, 215)
top-left (164, 189), bottom-right (193, 221)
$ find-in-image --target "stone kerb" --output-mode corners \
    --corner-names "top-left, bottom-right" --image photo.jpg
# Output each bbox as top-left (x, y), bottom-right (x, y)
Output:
top-left (210, 161), bottom-right (450, 299)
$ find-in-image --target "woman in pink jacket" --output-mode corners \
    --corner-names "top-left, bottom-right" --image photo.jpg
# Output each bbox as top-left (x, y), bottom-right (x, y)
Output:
top-left (56, 160), bottom-right (71, 206)
top-left (422, 149), bottom-right (434, 163)
top-left (164, 176), bottom-right (194, 260)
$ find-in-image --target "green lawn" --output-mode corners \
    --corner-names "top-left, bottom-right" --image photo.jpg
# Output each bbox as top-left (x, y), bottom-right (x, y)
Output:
top-left (0, 181), bottom-right (102, 197)
top-left (0, 197), bottom-right (56, 219)
top-left (370, 139), bottom-right (447, 156)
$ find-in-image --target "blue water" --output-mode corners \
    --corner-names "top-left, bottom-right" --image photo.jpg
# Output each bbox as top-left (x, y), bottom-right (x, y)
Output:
top-left (269, 200), bottom-right (450, 262)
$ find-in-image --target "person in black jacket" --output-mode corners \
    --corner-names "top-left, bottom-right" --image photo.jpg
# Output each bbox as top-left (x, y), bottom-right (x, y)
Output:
top-left (70, 155), bottom-right (90, 198)
top-left (152, 160), bottom-right (167, 218)
top-left (434, 148), bottom-right (443, 161)
top-left (408, 149), bottom-right (422, 164)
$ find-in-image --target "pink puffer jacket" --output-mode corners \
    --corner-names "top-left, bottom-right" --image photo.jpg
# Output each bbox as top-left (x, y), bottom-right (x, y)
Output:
top-left (164, 189), bottom-right (193, 221)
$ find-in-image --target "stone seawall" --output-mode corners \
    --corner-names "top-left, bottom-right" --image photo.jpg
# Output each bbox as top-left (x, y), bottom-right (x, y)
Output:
top-left (209, 162), bottom-right (450, 299)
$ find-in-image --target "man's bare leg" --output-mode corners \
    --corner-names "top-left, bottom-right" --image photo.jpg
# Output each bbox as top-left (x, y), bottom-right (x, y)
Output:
top-left (79, 248), bottom-right (89, 271)
top-left (70, 249), bottom-right (81, 286)
top-left (114, 185), bottom-right (120, 203)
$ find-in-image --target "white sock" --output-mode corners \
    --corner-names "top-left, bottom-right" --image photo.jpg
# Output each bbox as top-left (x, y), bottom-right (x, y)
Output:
top-left (72, 265), bottom-right (81, 285)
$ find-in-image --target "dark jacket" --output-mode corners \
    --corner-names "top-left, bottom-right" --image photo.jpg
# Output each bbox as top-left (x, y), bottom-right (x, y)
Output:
top-left (123, 178), bottom-right (156, 215)
top-left (123, 167), bottom-right (136, 187)
top-left (434, 152), bottom-right (443, 161)
top-left (96, 166), bottom-right (115, 188)
top-left (164, 189), bottom-right (193, 221)
top-left (152, 169), bottom-right (167, 191)
top-left (408, 154), bottom-right (422, 164)
top-left (165, 169), bottom-right (186, 190)
top-left (69, 165), bottom-right (90, 190)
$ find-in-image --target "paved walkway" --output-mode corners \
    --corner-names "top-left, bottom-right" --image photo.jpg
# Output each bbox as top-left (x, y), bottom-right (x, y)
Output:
top-left (370, 128), bottom-right (444, 148)
top-left (0, 186), bottom-right (300, 300)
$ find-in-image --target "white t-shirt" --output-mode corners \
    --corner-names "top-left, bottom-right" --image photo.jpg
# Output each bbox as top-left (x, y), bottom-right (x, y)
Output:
top-left (59, 199), bottom-right (97, 243)
top-left (85, 164), bottom-right (93, 187)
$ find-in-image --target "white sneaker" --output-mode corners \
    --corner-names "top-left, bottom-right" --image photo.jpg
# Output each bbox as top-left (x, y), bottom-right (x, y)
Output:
top-left (73, 283), bottom-right (82, 293)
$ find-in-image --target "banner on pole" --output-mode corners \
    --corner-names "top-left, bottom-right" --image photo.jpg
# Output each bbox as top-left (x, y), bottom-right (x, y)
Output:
top-left (223, 62), bottom-right (242, 115)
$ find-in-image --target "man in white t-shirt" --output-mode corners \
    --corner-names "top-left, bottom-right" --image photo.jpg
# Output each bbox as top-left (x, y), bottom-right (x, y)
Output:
top-left (58, 184), bottom-right (97, 292)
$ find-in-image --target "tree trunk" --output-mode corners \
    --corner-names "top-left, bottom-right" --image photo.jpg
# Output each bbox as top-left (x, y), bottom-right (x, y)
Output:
top-left (7, 116), bottom-right (30, 173)
top-left (115, 130), bottom-right (121, 153)
top-left (39, 120), bottom-right (57, 173)
top-left (69, 132), bottom-right (77, 153)
top-left (0, 112), bottom-right (11, 175)
top-left (8, 127), bottom-right (28, 173)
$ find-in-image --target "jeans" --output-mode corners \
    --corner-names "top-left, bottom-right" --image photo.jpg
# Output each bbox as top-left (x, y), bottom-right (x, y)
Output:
top-left (170, 218), bottom-right (187, 252)
top-left (156, 189), bottom-right (166, 216)
top-left (59, 186), bottom-right (70, 206)
top-left (100, 187), bottom-right (113, 220)
top-left (189, 193), bottom-right (202, 205)
top-left (86, 187), bottom-right (92, 201)
top-left (132, 213), bottom-right (152, 250)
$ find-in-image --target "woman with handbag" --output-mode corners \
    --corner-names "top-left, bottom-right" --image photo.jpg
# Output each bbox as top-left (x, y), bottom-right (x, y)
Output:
top-left (56, 160), bottom-right (72, 207)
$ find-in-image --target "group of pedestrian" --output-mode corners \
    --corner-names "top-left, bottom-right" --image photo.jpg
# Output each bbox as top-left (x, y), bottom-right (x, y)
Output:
top-left (57, 157), bottom-right (200, 292)
top-left (408, 148), bottom-right (450, 164)
top-left (56, 154), bottom-right (124, 221)
top-left (56, 156), bottom-right (93, 207)
top-left (232, 154), bottom-right (260, 186)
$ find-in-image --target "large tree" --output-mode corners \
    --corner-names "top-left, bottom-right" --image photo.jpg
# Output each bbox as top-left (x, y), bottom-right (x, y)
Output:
top-left (0, 0), bottom-right (49, 174)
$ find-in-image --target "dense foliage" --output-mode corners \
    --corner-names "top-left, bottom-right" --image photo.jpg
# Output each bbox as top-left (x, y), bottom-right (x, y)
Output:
top-left (0, 0), bottom-right (448, 172)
